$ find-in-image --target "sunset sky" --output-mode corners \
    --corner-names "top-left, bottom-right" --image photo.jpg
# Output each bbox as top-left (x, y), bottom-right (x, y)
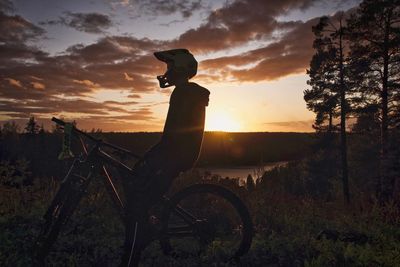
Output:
top-left (0, 0), bottom-right (361, 132)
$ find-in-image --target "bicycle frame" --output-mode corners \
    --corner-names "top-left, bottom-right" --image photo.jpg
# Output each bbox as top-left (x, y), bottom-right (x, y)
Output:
top-left (52, 117), bottom-right (142, 222)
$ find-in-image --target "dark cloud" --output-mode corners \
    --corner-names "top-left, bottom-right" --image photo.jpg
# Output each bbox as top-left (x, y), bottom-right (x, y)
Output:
top-left (0, 11), bottom-right (45, 43)
top-left (199, 9), bottom-right (355, 82)
top-left (197, 18), bottom-right (317, 81)
top-left (66, 36), bottom-right (163, 63)
top-left (0, 4), bottom-right (47, 67)
top-left (0, 34), bottom-right (165, 100)
top-left (0, 22), bottom-right (161, 127)
top-left (0, 0), bottom-right (14, 13)
top-left (171, 0), bottom-right (317, 53)
top-left (0, 43), bottom-right (48, 65)
top-left (116, 0), bottom-right (205, 18)
top-left (230, 18), bottom-right (318, 81)
top-left (41, 12), bottom-right (113, 34)
top-left (0, 97), bottom-right (153, 122)
top-left (142, 0), bottom-right (204, 18)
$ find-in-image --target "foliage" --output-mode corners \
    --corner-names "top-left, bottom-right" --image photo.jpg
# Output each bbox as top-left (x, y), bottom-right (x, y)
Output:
top-left (1, 158), bottom-right (400, 266)
top-left (306, 0), bottom-right (400, 203)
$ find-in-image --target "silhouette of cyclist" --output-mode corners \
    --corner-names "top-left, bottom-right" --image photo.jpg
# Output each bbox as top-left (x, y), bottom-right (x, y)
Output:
top-left (120, 49), bottom-right (210, 266)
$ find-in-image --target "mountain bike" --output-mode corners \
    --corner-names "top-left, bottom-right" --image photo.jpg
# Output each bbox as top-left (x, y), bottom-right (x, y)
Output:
top-left (34, 117), bottom-right (253, 265)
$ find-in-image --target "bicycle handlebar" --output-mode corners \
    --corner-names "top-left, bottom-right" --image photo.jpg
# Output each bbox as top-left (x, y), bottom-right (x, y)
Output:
top-left (51, 117), bottom-right (142, 159)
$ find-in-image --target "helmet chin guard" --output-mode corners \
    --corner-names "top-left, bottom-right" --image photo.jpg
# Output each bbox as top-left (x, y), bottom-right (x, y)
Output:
top-left (157, 73), bottom-right (173, 88)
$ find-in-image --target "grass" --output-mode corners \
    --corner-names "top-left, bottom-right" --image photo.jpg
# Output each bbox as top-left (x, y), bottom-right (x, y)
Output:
top-left (1, 167), bottom-right (400, 266)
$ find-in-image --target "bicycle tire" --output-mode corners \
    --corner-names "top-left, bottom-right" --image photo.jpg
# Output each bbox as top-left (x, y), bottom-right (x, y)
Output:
top-left (159, 183), bottom-right (253, 260)
top-left (34, 168), bottom-right (91, 263)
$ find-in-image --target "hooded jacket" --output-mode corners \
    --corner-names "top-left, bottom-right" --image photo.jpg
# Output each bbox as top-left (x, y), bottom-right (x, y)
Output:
top-left (146, 82), bottom-right (210, 171)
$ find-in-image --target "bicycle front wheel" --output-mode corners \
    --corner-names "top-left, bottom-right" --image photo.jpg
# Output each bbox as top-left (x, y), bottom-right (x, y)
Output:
top-left (159, 183), bottom-right (253, 260)
top-left (34, 161), bottom-right (92, 263)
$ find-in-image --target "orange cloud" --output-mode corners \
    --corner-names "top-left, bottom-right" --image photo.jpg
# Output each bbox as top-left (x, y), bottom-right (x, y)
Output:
top-left (200, 18), bottom-right (318, 82)
top-left (5, 78), bottom-right (22, 88)
top-left (73, 79), bottom-right (99, 87)
top-left (171, 0), bottom-right (315, 53)
top-left (31, 81), bottom-right (45, 90)
top-left (124, 72), bottom-right (134, 81)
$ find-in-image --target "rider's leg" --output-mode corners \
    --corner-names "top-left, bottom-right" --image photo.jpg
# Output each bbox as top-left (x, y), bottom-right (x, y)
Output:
top-left (120, 154), bottom-right (184, 266)
top-left (120, 159), bottom-right (156, 267)
top-left (120, 209), bottom-right (149, 267)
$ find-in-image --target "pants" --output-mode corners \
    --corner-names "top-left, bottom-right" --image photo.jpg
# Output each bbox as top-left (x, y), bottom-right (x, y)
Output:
top-left (119, 154), bottom-right (183, 267)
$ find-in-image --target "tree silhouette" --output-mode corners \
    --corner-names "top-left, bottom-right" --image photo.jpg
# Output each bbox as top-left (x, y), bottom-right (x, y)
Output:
top-left (305, 47), bottom-right (338, 132)
top-left (25, 116), bottom-right (40, 135)
top-left (305, 13), bottom-right (351, 203)
top-left (347, 0), bottom-right (400, 202)
top-left (246, 174), bottom-right (255, 192)
top-left (2, 121), bottom-right (20, 136)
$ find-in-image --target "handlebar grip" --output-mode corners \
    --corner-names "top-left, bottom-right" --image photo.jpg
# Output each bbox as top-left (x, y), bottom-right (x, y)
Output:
top-left (51, 117), bottom-right (66, 126)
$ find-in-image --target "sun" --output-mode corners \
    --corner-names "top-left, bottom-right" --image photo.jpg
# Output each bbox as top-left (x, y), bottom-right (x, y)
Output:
top-left (206, 111), bottom-right (241, 132)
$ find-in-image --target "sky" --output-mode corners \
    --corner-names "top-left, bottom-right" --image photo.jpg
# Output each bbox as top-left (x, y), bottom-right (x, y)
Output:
top-left (0, 0), bottom-right (362, 132)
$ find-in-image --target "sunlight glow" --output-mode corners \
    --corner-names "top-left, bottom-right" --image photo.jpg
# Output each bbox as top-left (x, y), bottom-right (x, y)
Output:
top-left (206, 111), bottom-right (241, 132)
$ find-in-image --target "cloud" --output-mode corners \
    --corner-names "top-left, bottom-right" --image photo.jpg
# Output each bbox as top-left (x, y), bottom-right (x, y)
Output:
top-left (0, 0), bottom-right (14, 13)
top-left (198, 9), bottom-right (355, 82)
top-left (0, 11), bottom-right (45, 43)
top-left (124, 72), bottom-right (134, 81)
top-left (112, 0), bottom-right (205, 18)
top-left (0, 7), bottom-right (47, 67)
top-left (171, 0), bottom-right (316, 53)
top-left (41, 12), bottom-right (113, 34)
top-left (0, 25), bottom-right (161, 129)
top-left (103, 100), bottom-right (138, 105)
top-left (73, 79), bottom-right (99, 88)
top-left (0, 97), bottom-right (153, 121)
top-left (65, 36), bottom-right (163, 63)
top-left (30, 76), bottom-right (43, 81)
top-left (31, 81), bottom-right (45, 90)
top-left (197, 18), bottom-right (317, 82)
top-left (127, 94), bottom-right (141, 98)
top-left (5, 78), bottom-right (23, 88)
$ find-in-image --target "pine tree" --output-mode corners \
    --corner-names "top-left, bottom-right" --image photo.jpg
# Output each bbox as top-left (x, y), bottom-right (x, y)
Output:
top-left (305, 13), bottom-right (352, 203)
top-left (38, 123), bottom-right (45, 134)
top-left (305, 48), bottom-right (338, 133)
top-left (24, 116), bottom-right (39, 134)
top-left (347, 0), bottom-right (400, 202)
top-left (2, 121), bottom-right (20, 136)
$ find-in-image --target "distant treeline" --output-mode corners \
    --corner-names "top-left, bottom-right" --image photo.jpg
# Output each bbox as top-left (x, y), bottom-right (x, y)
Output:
top-left (0, 126), bottom-right (315, 182)
top-left (105, 131), bottom-right (315, 166)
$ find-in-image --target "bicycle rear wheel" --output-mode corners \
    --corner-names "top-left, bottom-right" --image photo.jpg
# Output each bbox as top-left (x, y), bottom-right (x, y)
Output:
top-left (159, 184), bottom-right (253, 260)
top-left (34, 161), bottom-right (92, 263)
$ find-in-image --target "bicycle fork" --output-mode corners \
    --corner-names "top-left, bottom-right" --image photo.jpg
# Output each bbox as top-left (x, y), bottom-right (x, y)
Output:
top-left (34, 161), bottom-right (95, 263)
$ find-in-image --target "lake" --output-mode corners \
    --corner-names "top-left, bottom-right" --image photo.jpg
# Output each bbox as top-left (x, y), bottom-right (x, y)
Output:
top-left (198, 161), bottom-right (288, 182)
